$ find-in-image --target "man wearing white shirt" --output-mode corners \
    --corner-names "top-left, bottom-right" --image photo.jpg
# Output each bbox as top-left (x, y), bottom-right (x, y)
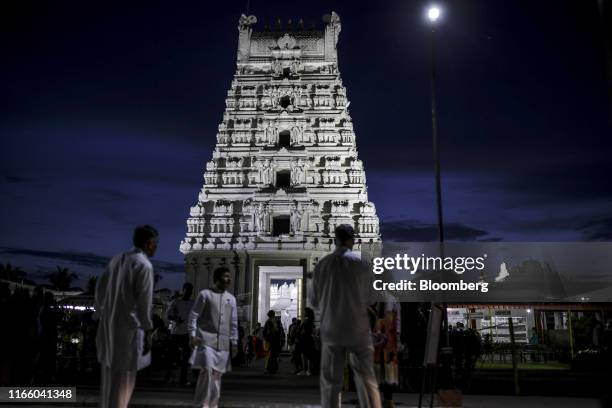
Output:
top-left (95, 225), bottom-right (158, 408)
top-left (310, 224), bottom-right (381, 408)
top-left (189, 267), bottom-right (238, 408)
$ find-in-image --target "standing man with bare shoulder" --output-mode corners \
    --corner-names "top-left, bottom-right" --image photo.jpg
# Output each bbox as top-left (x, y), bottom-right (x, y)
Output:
top-left (95, 225), bottom-right (159, 408)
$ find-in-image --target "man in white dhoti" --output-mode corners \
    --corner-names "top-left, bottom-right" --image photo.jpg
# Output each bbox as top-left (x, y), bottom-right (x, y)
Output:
top-left (94, 225), bottom-right (158, 408)
top-left (310, 224), bottom-right (381, 408)
top-left (189, 267), bottom-right (238, 408)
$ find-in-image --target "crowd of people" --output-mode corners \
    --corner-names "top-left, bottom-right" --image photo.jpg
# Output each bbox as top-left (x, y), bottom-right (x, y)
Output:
top-left (0, 283), bottom-right (58, 385)
top-left (160, 288), bottom-right (323, 384)
top-left (89, 223), bottom-right (387, 408)
top-left (287, 310), bottom-right (319, 376)
top-left (6, 223), bottom-right (611, 408)
top-left (239, 307), bottom-right (321, 376)
top-left (0, 282), bottom-right (98, 387)
top-left (0, 225), bottom-right (491, 408)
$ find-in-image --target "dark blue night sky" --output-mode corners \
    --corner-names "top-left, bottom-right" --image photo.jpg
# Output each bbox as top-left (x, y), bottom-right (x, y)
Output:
top-left (1, 1), bottom-right (611, 288)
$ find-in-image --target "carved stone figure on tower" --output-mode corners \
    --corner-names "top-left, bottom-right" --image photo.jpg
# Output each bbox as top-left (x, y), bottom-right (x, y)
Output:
top-left (268, 160), bottom-right (277, 185)
top-left (290, 159), bottom-right (307, 186)
top-left (261, 161), bottom-right (268, 185)
top-left (255, 158), bottom-right (265, 183)
top-left (262, 159), bottom-right (276, 185)
top-left (301, 159), bottom-right (309, 180)
top-left (243, 199), bottom-right (253, 214)
top-left (272, 60), bottom-right (282, 77)
top-left (262, 123), bottom-right (270, 144)
top-left (253, 203), bottom-right (264, 232)
top-left (267, 87), bottom-right (279, 109)
top-left (290, 160), bottom-right (299, 186)
top-left (290, 123), bottom-right (303, 145)
top-left (290, 59), bottom-right (300, 75)
top-left (291, 204), bottom-right (304, 233)
top-left (269, 126), bottom-right (279, 145)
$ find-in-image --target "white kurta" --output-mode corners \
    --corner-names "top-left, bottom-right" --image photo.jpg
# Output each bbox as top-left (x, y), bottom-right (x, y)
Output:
top-left (189, 289), bottom-right (238, 373)
top-left (309, 247), bottom-right (374, 346)
top-left (95, 247), bottom-right (154, 371)
top-left (311, 248), bottom-right (381, 408)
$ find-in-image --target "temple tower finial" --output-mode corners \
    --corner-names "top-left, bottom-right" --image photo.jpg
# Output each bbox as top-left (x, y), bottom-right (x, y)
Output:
top-left (237, 14), bottom-right (257, 62)
top-left (323, 12), bottom-right (341, 61)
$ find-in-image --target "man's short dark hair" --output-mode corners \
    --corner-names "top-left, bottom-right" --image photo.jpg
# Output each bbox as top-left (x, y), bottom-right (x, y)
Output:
top-left (213, 266), bottom-right (230, 283)
top-left (133, 225), bottom-right (159, 249)
top-left (334, 224), bottom-right (355, 245)
top-left (183, 282), bottom-right (193, 291)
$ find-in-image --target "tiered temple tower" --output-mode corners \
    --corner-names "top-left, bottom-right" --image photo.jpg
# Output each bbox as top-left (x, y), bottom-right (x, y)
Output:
top-left (180, 12), bottom-right (381, 326)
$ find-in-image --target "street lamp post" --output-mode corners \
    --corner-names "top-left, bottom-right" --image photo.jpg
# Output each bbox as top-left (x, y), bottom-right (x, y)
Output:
top-left (419, 6), bottom-right (453, 408)
top-left (428, 8), bottom-right (449, 347)
top-left (428, 6), bottom-right (444, 244)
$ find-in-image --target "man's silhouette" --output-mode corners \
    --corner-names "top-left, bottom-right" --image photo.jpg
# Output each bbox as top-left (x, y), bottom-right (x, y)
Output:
top-left (310, 224), bottom-right (381, 408)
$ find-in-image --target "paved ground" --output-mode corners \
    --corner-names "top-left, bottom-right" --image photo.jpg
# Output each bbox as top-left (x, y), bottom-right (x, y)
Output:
top-left (2, 357), bottom-right (603, 407)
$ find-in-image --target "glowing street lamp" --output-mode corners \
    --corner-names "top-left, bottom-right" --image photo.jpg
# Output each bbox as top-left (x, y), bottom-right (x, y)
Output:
top-left (428, 6), bottom-right (441, 22)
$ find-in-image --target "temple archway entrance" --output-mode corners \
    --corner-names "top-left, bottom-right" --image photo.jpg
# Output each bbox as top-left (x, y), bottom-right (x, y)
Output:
top-left (257, 266), bottom-right (303, 332)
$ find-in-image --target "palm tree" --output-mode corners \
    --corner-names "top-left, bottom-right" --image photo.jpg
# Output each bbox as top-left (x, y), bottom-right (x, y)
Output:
top-left (0, 263), bottom-right (26, 282)
top-left (154, 272), bottom-right (163, 288)
top-left (86, 276), bottom-right (98, 294)
top-left (48, 267), bottom-right (78, 291)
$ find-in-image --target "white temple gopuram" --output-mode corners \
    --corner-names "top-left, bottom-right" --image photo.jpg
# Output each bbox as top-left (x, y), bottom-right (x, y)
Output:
top-left (180, 12), bottom-right (381, 326)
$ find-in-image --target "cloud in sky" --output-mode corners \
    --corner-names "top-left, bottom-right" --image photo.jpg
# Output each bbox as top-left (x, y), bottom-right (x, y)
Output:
top-left (0, 121), bottom-right (207, 263)
top-left (380, 220), bottom-right (489, 242)
top-left (367, 170), bottom-right (612, 243)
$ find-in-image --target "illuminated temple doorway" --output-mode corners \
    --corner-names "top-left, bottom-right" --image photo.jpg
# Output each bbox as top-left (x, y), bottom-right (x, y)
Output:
top-left (257, 266), bottom-right (303, 332)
